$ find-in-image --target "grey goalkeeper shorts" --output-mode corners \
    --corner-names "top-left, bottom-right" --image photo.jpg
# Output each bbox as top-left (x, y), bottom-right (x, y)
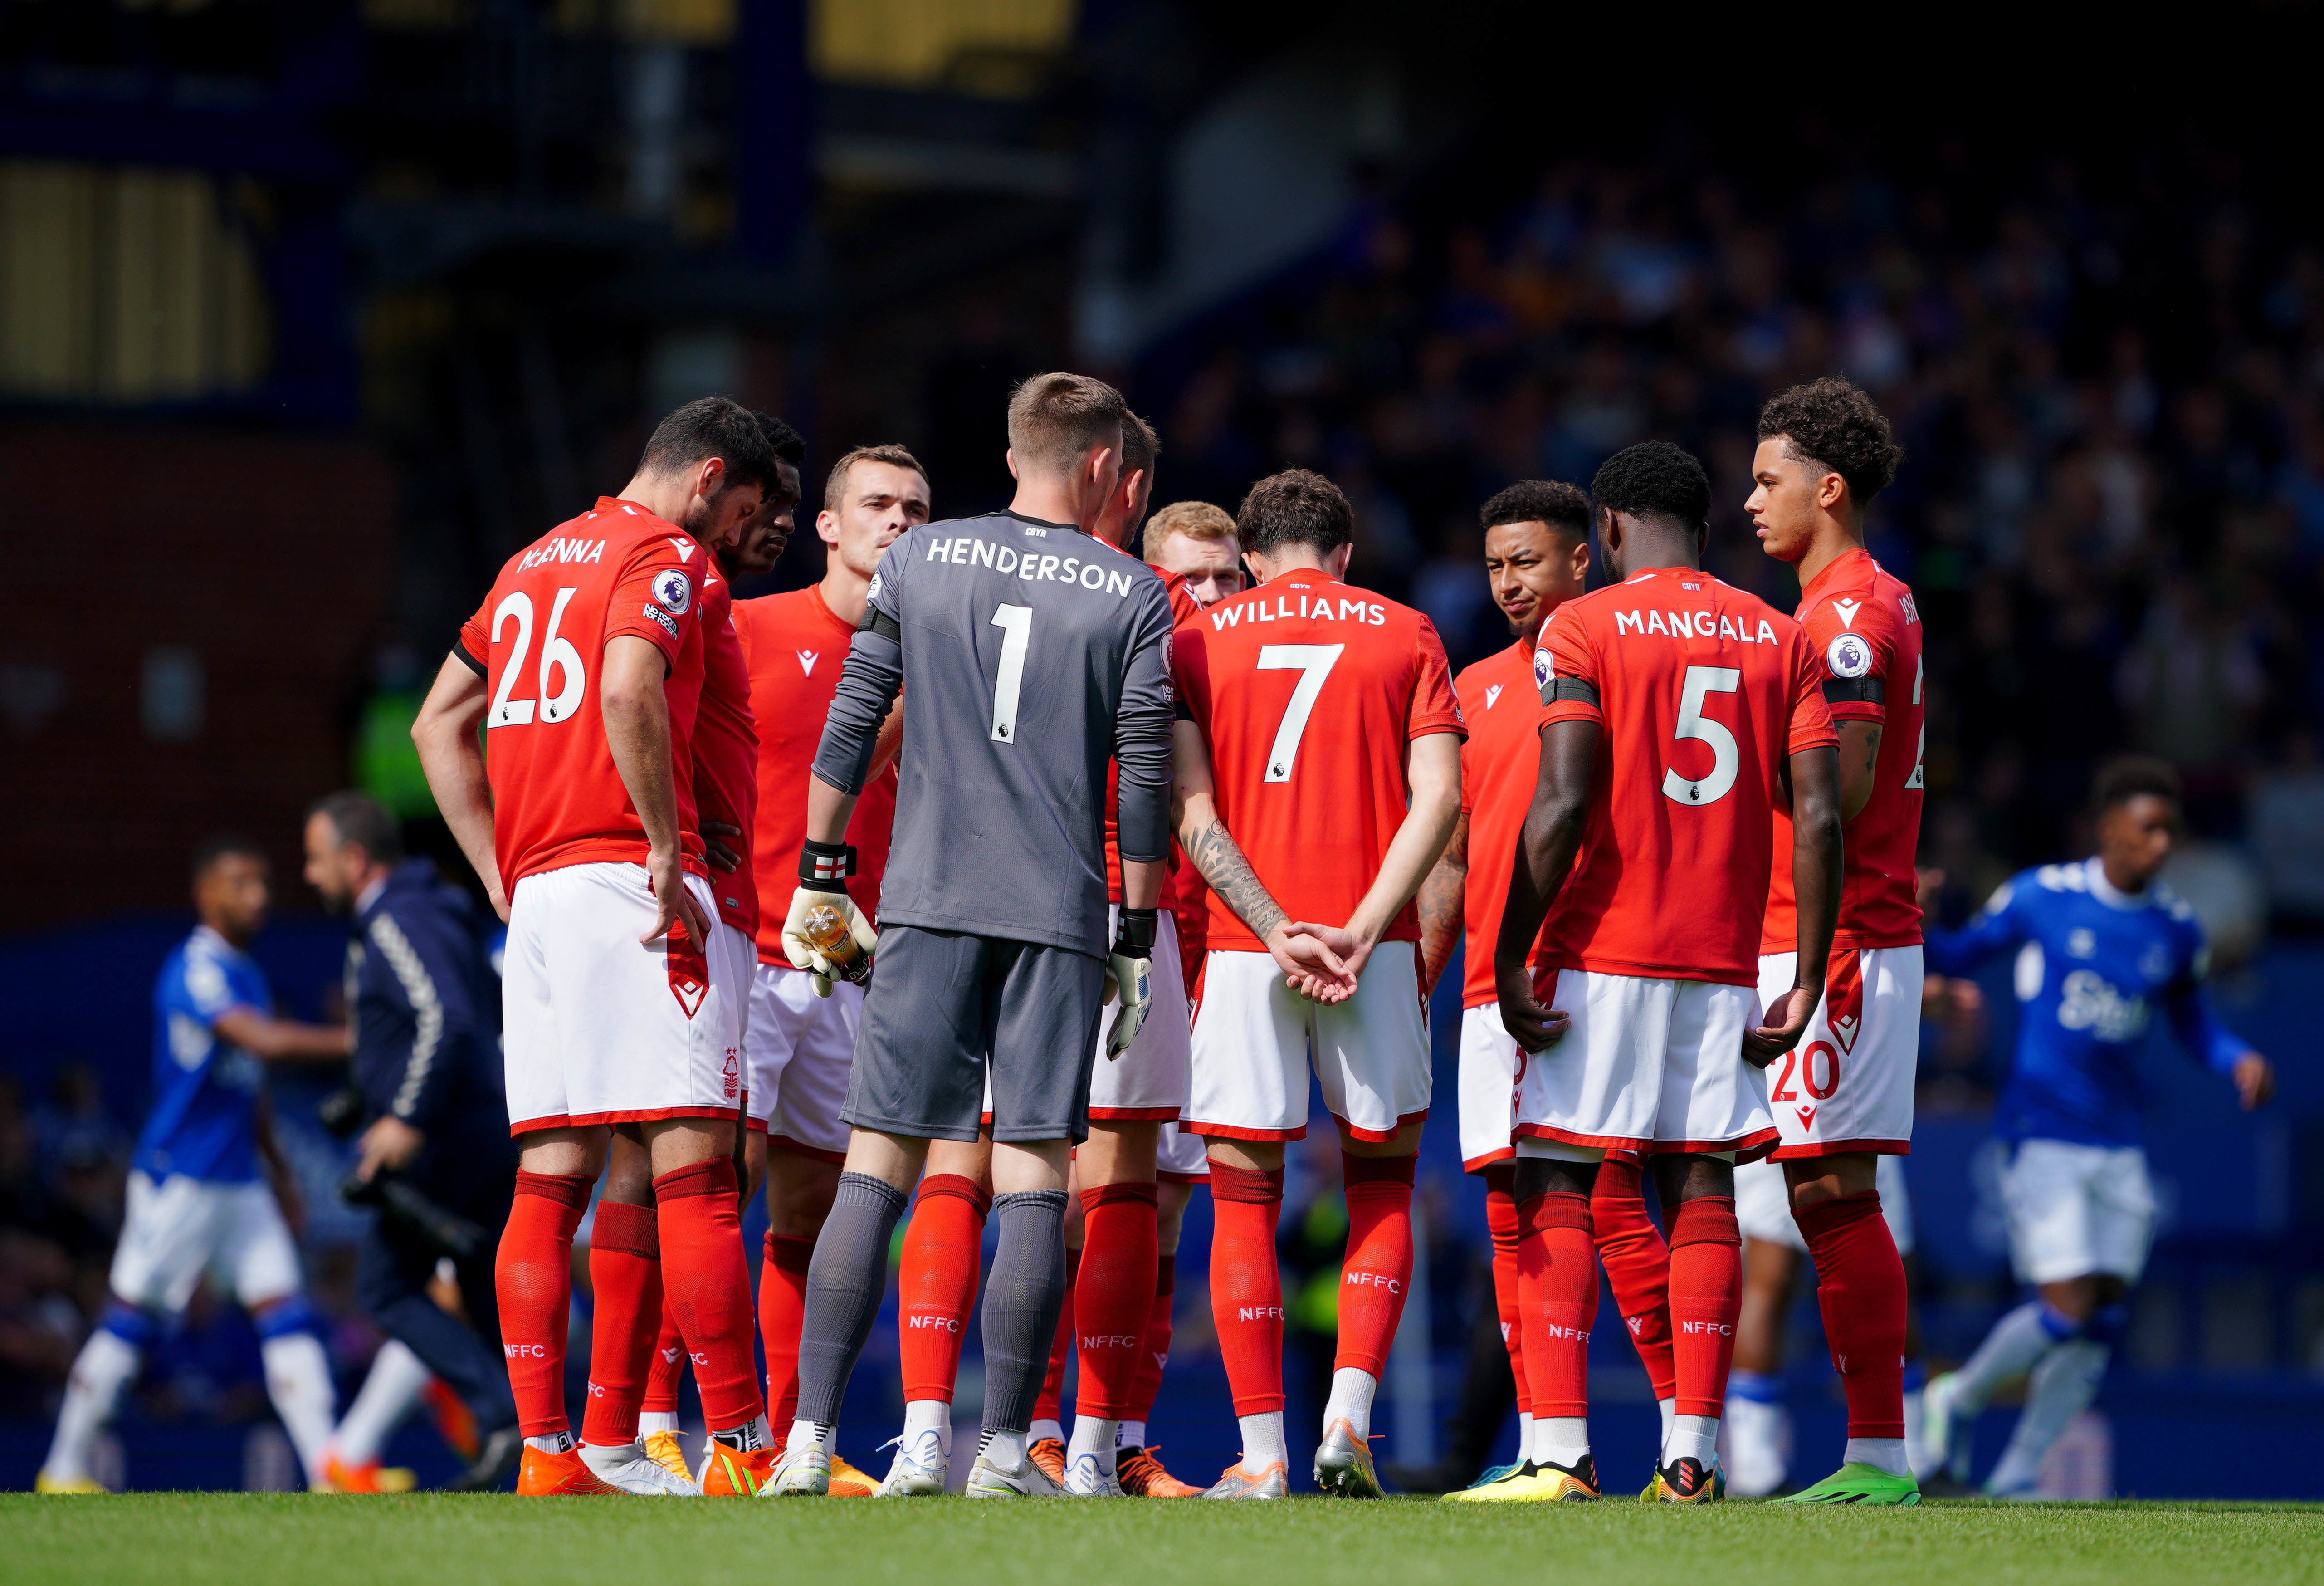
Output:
top-left (843, 925), bottom-right (1107, 1145)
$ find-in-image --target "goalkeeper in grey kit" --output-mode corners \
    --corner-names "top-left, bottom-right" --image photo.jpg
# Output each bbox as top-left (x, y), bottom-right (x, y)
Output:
top-left (764, 372), bottom-right (1176, 1498)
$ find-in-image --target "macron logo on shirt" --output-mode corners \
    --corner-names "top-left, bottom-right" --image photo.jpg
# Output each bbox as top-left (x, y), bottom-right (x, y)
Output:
top-left (1485, 684), bottom-right (1505, 710)
top-left (798, 651), bottom-right (820, 676)
top-left (1831, 597), bottom-right (1862, 629)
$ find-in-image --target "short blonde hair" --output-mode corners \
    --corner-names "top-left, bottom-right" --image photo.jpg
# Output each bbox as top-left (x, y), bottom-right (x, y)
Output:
top-left (1142, 499), bottom-right (1235, 562)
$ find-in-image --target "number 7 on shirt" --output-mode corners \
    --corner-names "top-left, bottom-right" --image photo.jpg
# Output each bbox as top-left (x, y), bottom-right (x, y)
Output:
top-left (1255, 643), bottom-right (1343, 782)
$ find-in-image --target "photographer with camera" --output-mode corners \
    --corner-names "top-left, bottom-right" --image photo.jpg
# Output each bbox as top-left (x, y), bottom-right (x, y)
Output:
top-left (304, 790), bottom-right (522, 1488)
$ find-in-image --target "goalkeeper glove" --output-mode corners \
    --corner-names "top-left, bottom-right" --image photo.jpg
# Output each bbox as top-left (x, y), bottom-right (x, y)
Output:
top-left (1102, 908), bottom-right (1157, 1061)
top-left (782, 838), bottom-right (876, 998)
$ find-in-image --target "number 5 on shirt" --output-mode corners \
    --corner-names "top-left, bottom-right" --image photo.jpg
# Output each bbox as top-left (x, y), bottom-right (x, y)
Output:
top-left (1664, 663), bottom-right (1740, 806)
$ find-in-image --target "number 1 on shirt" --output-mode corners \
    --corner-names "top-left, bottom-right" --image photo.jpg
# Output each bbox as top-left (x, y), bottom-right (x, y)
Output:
top-left (990, 602), bottom-right (1033, 743)
top-left (1255, 643), bottom-right (1344, 782)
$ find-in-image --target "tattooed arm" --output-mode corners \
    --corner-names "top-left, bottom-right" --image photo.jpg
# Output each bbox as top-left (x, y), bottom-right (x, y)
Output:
top-left (1171, 720), bottom-right (1355, 1002)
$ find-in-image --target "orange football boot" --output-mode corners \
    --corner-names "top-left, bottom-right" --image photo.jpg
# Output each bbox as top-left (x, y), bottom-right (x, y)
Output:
top-left (323, 1454), bottom-right (416, 1493)
top-left (700, 1441), bottom-right (779, 1496)
top-left (1116, 1446), bottom-right (1203, 1498)
top-left (517, 1443), bottom-right (621, 1496)
top-left (827, 1454), bottom-right (878, 1497)
top-left (1028, 1438), bottom-right (1067, 1487)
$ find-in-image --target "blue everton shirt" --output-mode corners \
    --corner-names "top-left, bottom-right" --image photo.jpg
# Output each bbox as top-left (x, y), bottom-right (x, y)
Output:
top-left (136, 925), bottom-right (273, 1183)
top-left (1925, 857), bottom-right (2251, 1148)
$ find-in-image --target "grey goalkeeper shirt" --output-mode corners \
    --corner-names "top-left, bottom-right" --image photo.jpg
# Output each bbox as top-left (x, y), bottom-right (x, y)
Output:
top-left (811, 511), bottom-right (1177, 958)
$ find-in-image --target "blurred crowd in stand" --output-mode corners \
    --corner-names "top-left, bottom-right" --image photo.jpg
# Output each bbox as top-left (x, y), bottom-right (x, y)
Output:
top-left (1141, 152), bottom-right (2324, 964)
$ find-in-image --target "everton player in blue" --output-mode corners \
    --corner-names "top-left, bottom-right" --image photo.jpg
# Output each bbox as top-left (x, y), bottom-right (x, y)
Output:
top-left (1920, 758), bottom-right (2274, 1497)
top-left (39, 837), bottom-right (352, 1493)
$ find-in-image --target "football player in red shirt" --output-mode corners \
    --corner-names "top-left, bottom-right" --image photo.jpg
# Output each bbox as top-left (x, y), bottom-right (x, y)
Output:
top-left (1098, 499), bottom-right (1245, 1498)
top-left (614, 416), bottom-right (837, 1487)
top-left (1145, 498), bottom-right (1245, 608)
top-left (1732, 378), bottom-right (1925, 1505)
top-left (1172, 470), bottom-right (1465, 1499)
top-left (727, 441), bottom-right (927, 1494)
top-left (1488, 441), bottom-right (1842, 1503)
top-left (1405, 480), bottom-right (1614, 1493)
top-left (410, 398), bottom-right (782, 1496)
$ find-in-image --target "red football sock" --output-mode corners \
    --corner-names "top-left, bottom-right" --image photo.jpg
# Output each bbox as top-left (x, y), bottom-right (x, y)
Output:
top-left (760, 1232), bottom-right (815, 1428)
top-left (1208, 1162), bottom-right (1286, 1417)
top-left (1033, 1256), bottom-right (1079, 1427)
top-left (1592, 1155), bottom-right (1676, 1401)
top-left (496, 1170), bottom-right (591, 1438)
top-left (642, 1306), bottom-right (684, 1415)
top-left (654, 1159), bottom-right (763, 1432)
top-left (1075, 1182), bottom-right (1159, 1420)
top-left (1515, 1191), bottom-right (1597, 1419)
top-left (1485, 1180), bottom-right (1529, 1416)
top-left (1793, 1190), bottom-right (1908, 1440)
top-left (1125, 1253), bottom-right (1177, 1427)
top-left (898, 1174), bottom-right (990, 1404)
top-left (1666, 1195), bottom-right (1742, 1418)
top-left (1335, 1154), bottom-right (1416, 1376)
top-left (582, 1199), bottom-right (662, 1446)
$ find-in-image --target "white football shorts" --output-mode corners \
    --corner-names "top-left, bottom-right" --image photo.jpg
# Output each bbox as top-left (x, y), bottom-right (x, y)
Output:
top-left (2002, 1137), bottom-right (2155, 1284)
top-left (1186, 942), bottom-right (1430, 1143)
top-left (1732, 1153), bottom-right (1917, 1256)
top-left (1090, 907), bottom-right (1191, 1121)
top-left (1754, 945), bottom-right (1921, 1158)
top-left (1457, 1003), bottom-right (1525, 1173)
top-left (747, 958), bottom-right (859, 1162)
top-left (111, 1170), bottom-right (303, 1313)
top-left (1156, 1120), bottom-right (1209, 1182)
top-left (502, 861), bottom-right (742, 1134)
top-left (1514, 969), bottom-right (1775, 1160)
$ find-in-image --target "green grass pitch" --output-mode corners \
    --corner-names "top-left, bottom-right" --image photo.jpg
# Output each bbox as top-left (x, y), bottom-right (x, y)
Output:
top-left (6, 1495), bottom-right (2321, 1586)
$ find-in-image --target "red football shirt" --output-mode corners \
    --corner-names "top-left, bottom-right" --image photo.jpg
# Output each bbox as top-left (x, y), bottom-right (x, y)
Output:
top-left (732, 585), bottom-right (900, 966)
top-left (1172, 571), bottom-right (1467, 953)
top-left (1535, 566), bottom-right (1836, 986)
top-left (1760, 549), bottom-right (1926, 954)
top-left (691, 573), bottom-right (761, 934)
top-left (457, 497), bottom-right (710, 890)
top-left (1106, 566), bottom-right (1205, 903)
top-left (1455, 640), bottom-right (1559, 1009)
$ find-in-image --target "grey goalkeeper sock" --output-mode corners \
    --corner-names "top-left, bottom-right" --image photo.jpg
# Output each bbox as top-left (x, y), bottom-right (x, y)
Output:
top-left (978, 1189), bottom-right (1070, 1436)
top-left (793, 1171), bottom-right (909, 1428)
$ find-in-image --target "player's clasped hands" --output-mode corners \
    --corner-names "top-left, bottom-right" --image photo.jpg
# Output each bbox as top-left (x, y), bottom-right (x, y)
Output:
top-left (1267, 920), bottom-right (1360, 1003)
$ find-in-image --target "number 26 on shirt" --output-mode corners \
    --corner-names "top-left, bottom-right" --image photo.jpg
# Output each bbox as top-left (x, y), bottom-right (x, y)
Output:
top-left (489, 587), bottom-right (587, 728)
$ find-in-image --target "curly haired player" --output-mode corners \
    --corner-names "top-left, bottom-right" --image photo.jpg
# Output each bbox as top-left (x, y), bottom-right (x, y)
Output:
top-left (1738, 378), bottom-right (1924, 1505)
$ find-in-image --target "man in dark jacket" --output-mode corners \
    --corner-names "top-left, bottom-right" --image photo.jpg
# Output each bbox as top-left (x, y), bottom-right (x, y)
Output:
top-left (304, 790), bottom-right (519, 1482)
